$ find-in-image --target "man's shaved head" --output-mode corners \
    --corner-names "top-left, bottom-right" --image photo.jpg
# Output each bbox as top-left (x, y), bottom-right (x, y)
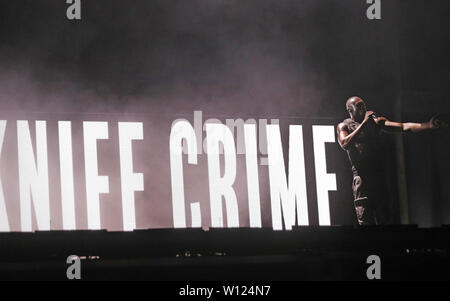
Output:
top-left (346, 96), bottom-right (367, 122)
top-left (346, 96), bottom-right (364, 111)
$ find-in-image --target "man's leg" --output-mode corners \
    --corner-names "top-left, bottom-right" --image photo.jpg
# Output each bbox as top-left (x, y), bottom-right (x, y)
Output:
top-left (353, 176), bottom-right (377, 225)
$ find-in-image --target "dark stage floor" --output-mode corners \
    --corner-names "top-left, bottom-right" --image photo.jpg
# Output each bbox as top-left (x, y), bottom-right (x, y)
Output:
top-left (1, 226), bottom-right (449, 280)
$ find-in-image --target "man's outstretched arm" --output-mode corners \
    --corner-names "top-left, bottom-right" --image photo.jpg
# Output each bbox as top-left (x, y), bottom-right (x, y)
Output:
top-left (375, 115), bottom-right (448, 133)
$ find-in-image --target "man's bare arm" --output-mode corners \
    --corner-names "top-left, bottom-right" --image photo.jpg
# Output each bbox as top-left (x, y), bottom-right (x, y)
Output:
top-left (375, 115), bottom-right (448, 133)
top-left (337, 111), bottom-right (375, 149)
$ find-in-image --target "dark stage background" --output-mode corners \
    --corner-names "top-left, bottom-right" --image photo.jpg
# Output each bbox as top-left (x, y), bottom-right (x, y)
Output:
top-left (0, 0), bottom-right (449, 229)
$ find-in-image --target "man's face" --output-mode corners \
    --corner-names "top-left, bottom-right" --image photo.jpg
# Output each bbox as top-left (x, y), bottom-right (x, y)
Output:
top-left (349, 98), bottom-right (367, 123)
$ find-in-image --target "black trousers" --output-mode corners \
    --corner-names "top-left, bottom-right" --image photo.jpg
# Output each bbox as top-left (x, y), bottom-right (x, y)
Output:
top-left (352, 174), bottom-right (381, 225)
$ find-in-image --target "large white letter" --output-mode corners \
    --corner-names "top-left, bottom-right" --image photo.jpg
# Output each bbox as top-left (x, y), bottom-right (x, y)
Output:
top-left (0, 121), bottom-right (9, 232)
top-left (244, 123), bottom-right (262, 228)
top-left (267, 124), bottom-right (309, 230)
top-left (170, 120), bottom-right (198, 228)
top-left (59, 121), bottom-right (76, 230)
top-left (206, 123), bottom-right (239, 228)
top-left (312, 125), bottom-right (337, 226)
top-left (18, 121), bottom-right (50, 232)
top-left (118, 122), bottom-right (144, 231)
top-left (83, 122), bottom-right (109, 230)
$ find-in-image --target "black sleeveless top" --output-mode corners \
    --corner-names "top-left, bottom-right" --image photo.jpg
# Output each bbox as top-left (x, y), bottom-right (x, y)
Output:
top-left (341, 118), bottom-right (383, 178)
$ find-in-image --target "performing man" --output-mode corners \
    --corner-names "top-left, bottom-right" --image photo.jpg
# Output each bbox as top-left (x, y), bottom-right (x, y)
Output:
top-left (337, 96), bottom-right (447, 225)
